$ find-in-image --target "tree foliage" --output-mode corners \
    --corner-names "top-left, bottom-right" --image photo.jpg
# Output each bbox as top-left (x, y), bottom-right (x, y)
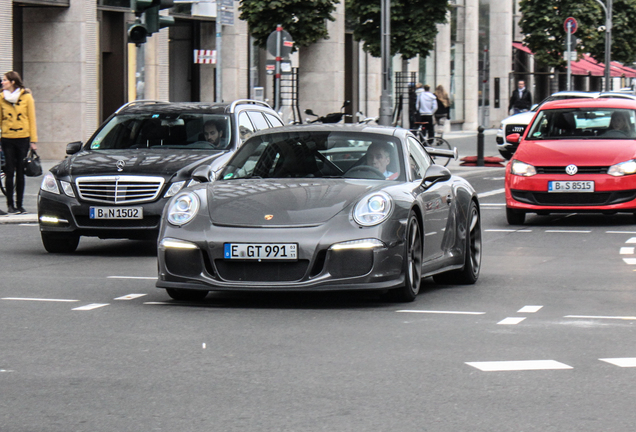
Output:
top-left (345, 0), bottom-right (450, 60)
top-left (239, 0), bottom-right (340, 51)
top-left (519, 0), bottom-right (636, 68)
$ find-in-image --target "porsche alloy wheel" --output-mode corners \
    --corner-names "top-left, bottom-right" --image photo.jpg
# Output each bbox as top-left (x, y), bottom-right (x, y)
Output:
top-left (390, 213), bottom-right (423, 302)
top-left (434, 201), bottom-right (481, 285)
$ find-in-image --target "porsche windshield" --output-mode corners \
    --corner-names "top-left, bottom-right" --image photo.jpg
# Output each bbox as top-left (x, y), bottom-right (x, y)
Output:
top-left (220, 131), bottom-right (405, 181)
top-left (526, 108), bottom-right (636, 140)
top-left (87, 113), bottom-right (232, 150)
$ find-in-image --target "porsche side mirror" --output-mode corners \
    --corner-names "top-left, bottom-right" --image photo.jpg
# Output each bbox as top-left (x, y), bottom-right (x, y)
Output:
top-left (422, 164), bottom-right (452, 187)
top-left (66, 141), bottom-right (83, 155)
top-left (506, 133), bottom-right (521, 144)
top-left (191, 165), bottom-right (212, 183)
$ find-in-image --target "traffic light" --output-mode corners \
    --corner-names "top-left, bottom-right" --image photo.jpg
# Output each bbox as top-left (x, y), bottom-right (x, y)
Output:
top-left (128, 0), bottom-right (175, 45)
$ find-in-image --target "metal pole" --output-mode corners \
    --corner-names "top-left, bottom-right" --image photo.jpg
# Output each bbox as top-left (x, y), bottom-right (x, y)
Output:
top-left (480, 46), bottom-right (487, 127)
top-left (567, 21), bottom-right (572, 91)
top-left (274, 25), bottom-right (282, 112)
top-left (378, 0), bottom-right (392, 126)
top-left (215, 16), bottom-right (222, 102)
top-left (605, 0), bottom-right (613, 91)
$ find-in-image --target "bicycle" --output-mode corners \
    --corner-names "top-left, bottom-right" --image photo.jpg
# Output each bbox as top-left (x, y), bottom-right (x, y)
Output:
top-left (411, 121), bottom-right (452, 166)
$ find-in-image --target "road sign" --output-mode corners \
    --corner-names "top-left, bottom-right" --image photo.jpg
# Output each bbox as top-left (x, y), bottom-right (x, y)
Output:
top-left (563, 51), bottom-right (577, 61)
top-left (564, 17), bottom-right (578, 34)
top-left (218, 0), bottom-right (234, 26)
top-left (267, 29), bottom-right (294, 58)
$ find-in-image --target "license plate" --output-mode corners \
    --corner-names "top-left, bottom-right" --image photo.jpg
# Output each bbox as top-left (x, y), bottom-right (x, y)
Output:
top-left (89, 207), bottom-right (143, 219)
top-left (224, 243), bottom-right (298, 260)
top-left (548, 181), bottom-right (595, 193)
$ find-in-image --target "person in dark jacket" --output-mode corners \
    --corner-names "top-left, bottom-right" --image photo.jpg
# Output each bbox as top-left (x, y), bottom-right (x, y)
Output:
top-left (434, 85), bottom-right (450, 134)
top-left (508, 80), bottom-right (532, 115)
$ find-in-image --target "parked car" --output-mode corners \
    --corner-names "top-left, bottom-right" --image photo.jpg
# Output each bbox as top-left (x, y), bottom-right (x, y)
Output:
top-left (38, 99), bottom-right (284, 253)
top-left (505, 97), bottom-right (636, 224)
top-left (497, 91), bottom-right (599, 159)
top-left (156, 124), bottom-right (481, 303)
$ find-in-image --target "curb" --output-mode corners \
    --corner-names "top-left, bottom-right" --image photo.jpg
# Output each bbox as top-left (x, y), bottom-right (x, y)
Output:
top-left (0, 214), bottom-right (38, 224)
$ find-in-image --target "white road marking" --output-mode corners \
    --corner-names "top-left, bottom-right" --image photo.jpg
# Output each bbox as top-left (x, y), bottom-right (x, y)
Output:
top-left (620, 247), bottom-right (635, 254)
top-left (144, 302), bottom-right (172, 305)
top-left (72, 303), bottom-right (109, 311)
top-left (626, 237), bottom-right (636, 243)
top-left (485, 229), bottom-right (532, 232)
top-left (480, 203), bottom-right (505, 206)
top-left (107, 276), bottom-right (157, 280)
top-left (607, 231), bottom-right (636, 235)
top-left (600, 358), bottom-right (636, 367)
top-left (396, 310), bottom-right (485, 315)
top-left (114, 294), bottom-right (147, 300)
top-left (545, 230), bottom-right (591, 233)
top-left (424, 232), bottom-right (437, 237)
top-left (466, 360), bottom-right (573, 372)
top-left (478, 188), bottom-right (505, 198)
top-left (565, 315), bottom-right (636, 320)
top-left (2, 297), bottom-right (78, 302)
top-left (622, 258), bottom-right (636, 265)
top-left (498, 317), bottom-right (526, 325)
top-left (518, 305), bottom-right (543, 313)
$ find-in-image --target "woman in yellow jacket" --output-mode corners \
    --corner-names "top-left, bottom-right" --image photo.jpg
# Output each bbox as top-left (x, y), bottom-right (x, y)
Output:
top-left (1, 71), bottom-right (37, 214)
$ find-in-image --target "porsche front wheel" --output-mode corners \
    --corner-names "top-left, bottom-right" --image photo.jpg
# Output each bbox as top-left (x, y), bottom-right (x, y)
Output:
top-left (390, 213), bottom-right (423, 302)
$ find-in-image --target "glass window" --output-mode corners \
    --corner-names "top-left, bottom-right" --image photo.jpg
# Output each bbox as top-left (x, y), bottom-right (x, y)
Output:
top-left (247, 111), bottom-right (270, 130)
top-left (238, 112), bottom-right (255, 141)
top-left (407, 137), bottom-right (432, 180)
top-left (264, 113), bottom-right (284, 127)
top-left (526, 108), bottom-right (636, 140)
top-left (87, 113), bottom-right (232, 150)
top-left (221, 132), bottom-right (404, 181)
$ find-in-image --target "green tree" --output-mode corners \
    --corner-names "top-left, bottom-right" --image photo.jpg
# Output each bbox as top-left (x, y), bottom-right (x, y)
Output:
top-left (519, 0), bottom-right (636, 68)
top-left (345, 0), bottom-right (450, 60)
top-left (239, 0), bottom-right (340, 51)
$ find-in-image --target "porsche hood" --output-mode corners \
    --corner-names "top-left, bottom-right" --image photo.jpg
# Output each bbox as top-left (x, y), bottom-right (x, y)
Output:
top-left (208, 179), bottom-right (379, 226)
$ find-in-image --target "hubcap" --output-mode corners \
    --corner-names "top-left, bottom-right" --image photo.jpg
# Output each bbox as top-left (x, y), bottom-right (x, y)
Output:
top-left (408, 218), bottom-right (422, 293)
top-left (468, 207), bottom-right (481, 275)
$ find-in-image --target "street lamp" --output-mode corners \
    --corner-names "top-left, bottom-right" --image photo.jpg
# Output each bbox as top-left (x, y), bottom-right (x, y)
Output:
top-left (378, 0), bottom-right (392, 126)
top-left (595, 0), bottom-right (612, 91)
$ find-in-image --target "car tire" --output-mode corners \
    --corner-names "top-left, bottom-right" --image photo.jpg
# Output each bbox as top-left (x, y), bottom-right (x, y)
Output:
top-left (506, 207), bottom-right (526, 225)
top-left (389, 213), bottom-right (423, 302)
top-left (41, 232), bottom-right (80, 253)
top-left (433, 201), bottom-right (481, 285)
top-left (166, 288), bottom-right (209, 301)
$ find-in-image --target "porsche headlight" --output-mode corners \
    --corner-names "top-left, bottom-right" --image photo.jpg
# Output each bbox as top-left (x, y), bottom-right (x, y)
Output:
top-left (608, 160), bottom-right (636, 177)
top-left (510, 159), bottom-right (537, 177)
top-left (353, 192), bottom-right (393, 226)
top-left (40, 172), bottom-right (60, 194)
top-left (167, 191), bottom-right (200, 226)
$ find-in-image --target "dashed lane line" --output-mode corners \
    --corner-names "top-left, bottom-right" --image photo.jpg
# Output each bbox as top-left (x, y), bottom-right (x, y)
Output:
top-left (498, 317), bottom-right (526, 325)
top-left (2, 297), bottom-right (78, 302)
top-left (485, 229), bottom-right (532, 232)
top-left (72, 303), bottom-right (110, 311)
top-left (518, 305), bottom-right (543, 313)
top-left (545, 229), bottom-right (592, 233)
top-left (107, 276), bottom-right (157, 280)
top-left (565, 315), bottom-right (636, 320)
top-left (114, 294), bottom-right (147, 300)
top-left (477, 188), bottom-right (505, 198)
top-left (466, 360), bottom-right (573, 372)
top-left (600, 358), bottom-right (636, 367)
top-left (396, 310), bottom-right (485, 315)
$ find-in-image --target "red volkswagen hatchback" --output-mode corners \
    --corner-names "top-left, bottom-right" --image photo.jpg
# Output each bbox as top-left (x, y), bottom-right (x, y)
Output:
top-left (505, 98), bottom-right (636, 224)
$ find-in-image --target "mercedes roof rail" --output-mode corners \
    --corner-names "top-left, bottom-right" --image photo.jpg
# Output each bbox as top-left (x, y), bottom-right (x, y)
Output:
top-left (229, 99), bottom-right (272, 113)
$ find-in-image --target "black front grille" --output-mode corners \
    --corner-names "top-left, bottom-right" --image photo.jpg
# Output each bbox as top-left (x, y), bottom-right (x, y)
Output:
top-left (511, 189), bottom-right (636, 206)
top-left (505, 124), bottom-right (527, 135)
top-left (215, 260), bottom-right (309, 282)
top-left (536, 166), bottom-right (609, 174)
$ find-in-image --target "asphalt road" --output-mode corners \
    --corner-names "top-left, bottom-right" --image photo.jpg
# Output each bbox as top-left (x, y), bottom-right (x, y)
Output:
top-left (3, 131), bottom-right (636, 431)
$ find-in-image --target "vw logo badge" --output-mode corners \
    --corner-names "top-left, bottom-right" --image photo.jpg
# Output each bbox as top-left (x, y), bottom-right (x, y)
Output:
top-left (116, 160), bottom-right (126, 172)
top-left (565, 164), bottom-right (578, 176)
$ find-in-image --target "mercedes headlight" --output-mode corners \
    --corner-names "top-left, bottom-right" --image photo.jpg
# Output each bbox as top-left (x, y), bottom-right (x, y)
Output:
top-left (608, 160), bottom-right (636, 177)
top-left (40, 172), bottom-right (60, 194)
top-left (167, 191), bottom-right (200, 226)
top-left (353, 192), bottom-right (393, 226)
top-left (510, 159), bottom-right (537, 177)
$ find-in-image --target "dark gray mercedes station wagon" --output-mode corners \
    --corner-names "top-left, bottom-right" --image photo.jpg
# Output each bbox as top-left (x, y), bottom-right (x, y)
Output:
top-left (37, 99), bottom-right (283, 253)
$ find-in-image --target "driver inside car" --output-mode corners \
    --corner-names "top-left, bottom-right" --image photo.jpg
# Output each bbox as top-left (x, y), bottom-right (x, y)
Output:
top-left (365, 142), bottom-right (399, 180)
top-left (203, 119), bottom-right (225, 148)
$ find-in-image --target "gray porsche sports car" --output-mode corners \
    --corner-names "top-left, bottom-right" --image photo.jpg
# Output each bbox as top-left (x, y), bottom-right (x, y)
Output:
top-left (156, 125), bottom-right (481, 302)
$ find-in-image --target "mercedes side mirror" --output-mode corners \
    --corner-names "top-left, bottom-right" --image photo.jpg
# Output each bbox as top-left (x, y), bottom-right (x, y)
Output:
top-left (66, 141), bottom-right (83, 155)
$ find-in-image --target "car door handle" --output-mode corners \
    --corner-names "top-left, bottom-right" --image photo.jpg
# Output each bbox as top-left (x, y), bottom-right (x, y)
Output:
top-left (446, 194), bottom-right (452, 205)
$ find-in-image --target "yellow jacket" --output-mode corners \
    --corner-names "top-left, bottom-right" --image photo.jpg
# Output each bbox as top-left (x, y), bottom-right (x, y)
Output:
top-left (0, 89), bottom-right (38, 142)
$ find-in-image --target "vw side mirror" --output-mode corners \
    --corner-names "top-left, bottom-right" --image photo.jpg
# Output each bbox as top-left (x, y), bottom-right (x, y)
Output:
top-left (506, 133), bottom-right (521, 144)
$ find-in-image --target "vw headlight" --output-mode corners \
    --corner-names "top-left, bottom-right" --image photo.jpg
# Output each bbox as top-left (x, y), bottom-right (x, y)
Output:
top-left (608, 160), bottom-right (636, 177)
top-left (40, 172), bottom-right (60, 194)
top-left (510, 159), bottom-right (537, 177)
top-left (167, 191), bottom-right (200, 226)
top-left (353, 192), bottom-right (393, 226)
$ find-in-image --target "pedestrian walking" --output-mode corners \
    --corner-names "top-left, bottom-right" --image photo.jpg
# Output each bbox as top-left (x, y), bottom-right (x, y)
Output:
top-left (415, 84), bottom-right (437, 140)
top-left (434, 85), bottom-right (451, 134)
top-left (508, 80), bottom-right (532, 115)
top-left (1, 71), bottom-right (38, 214)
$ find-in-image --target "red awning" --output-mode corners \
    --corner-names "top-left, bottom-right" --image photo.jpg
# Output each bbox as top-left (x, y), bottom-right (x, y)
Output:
top-left (512, 42), bottom-right (634, 78)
